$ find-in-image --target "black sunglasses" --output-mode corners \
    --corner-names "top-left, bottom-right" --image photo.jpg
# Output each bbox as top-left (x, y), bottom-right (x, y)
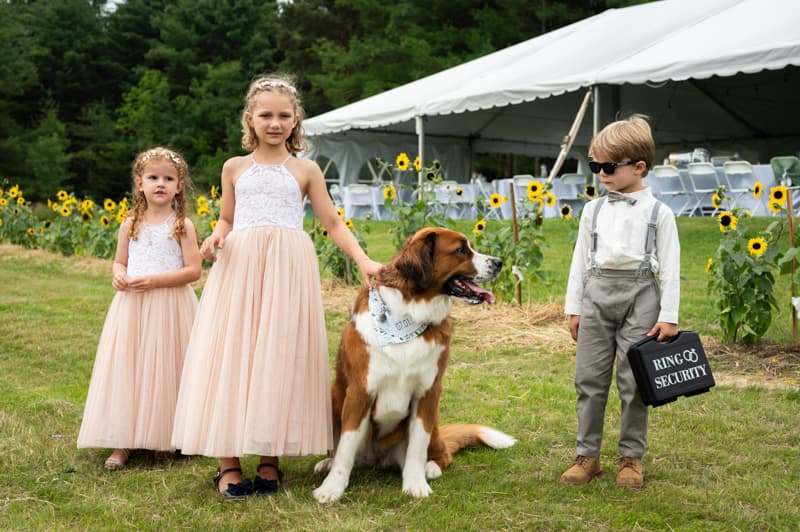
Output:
top-left (589, 160), bottom-right (639, 175)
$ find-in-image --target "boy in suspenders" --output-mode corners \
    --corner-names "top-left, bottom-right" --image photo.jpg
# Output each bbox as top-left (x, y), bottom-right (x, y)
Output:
top-left (561, 116), bottom-right (681, 489)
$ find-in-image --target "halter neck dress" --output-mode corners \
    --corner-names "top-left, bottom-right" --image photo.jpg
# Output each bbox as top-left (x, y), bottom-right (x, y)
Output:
top-left (78, 215), bottom-right (198, 452)
top-left (171, 155), bottom-right (333, 457)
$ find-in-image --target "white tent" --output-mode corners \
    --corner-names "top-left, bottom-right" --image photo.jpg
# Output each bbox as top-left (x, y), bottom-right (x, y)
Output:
top-left (302, 0), bottom-right (800, 185)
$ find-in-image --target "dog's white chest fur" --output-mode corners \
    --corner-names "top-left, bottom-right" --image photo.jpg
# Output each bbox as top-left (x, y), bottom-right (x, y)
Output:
top-left (353, 287), bottom-right (450, 435)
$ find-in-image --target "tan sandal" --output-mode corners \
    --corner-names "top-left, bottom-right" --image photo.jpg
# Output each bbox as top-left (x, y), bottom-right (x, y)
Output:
top-left (104, 449), bottom-right (130, 470)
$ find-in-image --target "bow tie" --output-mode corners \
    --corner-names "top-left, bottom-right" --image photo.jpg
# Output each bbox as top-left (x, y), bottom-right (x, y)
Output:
top-left (607, 190), bottom-right (637, 205)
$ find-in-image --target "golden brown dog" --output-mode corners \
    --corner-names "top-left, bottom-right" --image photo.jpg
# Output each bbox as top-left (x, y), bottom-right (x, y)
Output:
top-left (313, 227), bottom-right (515, 503)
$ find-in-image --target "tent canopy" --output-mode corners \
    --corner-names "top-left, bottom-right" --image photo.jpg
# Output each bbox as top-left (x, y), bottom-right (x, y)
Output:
top-left (303, 0), bottom-right (800, 184)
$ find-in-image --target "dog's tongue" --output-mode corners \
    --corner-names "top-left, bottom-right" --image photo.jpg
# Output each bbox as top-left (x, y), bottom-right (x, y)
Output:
top-left (463, 280), bottom-right (495, 304)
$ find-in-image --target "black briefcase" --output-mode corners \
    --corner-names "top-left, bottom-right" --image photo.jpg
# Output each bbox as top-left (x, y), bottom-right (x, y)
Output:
top-left (626, 331), bottom-right (715, 407)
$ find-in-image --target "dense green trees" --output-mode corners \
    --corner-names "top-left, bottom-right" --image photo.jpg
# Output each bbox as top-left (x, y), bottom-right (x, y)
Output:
top-left (0, 0), bottom-right (646, 200)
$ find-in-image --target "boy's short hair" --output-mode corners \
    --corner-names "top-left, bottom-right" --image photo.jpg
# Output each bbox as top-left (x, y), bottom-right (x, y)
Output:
top-left (589, 115), bottom-right (655, 172)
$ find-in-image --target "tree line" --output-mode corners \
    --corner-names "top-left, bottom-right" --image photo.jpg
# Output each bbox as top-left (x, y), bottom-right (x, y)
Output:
top-left (0, 0), bottom-right (647, 201)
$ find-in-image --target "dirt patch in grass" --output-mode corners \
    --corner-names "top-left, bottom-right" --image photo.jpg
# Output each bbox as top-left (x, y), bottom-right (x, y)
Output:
top-left (320, 279), bottom-right (800, 389)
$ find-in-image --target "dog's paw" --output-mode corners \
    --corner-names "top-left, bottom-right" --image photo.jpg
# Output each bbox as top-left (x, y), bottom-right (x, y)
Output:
top-left (314, 457), bottom-right (333, 474)
top-left (402, 476), bottom-right (433, 498)
top-left (424, 460), bottom-right (442, 480)
top-left (313, 479), bottom-right (346, 504)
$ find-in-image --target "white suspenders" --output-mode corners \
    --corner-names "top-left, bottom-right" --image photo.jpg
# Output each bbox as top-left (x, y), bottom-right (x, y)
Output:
top-left (589, 196), bottom-right (661, 275)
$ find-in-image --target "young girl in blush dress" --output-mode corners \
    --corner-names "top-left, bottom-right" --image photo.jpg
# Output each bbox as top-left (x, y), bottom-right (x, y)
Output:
top-left (78, 147), bottom-right (202, 469)
top-left (171, 74), bottom-right (383, 499)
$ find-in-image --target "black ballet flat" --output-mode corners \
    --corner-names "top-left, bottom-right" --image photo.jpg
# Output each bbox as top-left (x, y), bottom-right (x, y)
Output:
top-left (254, 463), bottom-right (284, 495)
top-left (213, 467), bottom-right (254, 500)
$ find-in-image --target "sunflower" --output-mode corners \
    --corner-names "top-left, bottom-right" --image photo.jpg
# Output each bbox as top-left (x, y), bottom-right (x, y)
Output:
top-left (27, 227), bottom-right (35, 236)
top-left (560, 204), bottom-right (572, 219)
top-left (0, 198), bottom-right (7, 207)
top-left (81, 199), bottom-right (94, 213)
top-left (584, 185), bottom-right (597, 199)
top-left (337, 207), bottom-right (345, 219)
top-left (210, 185), bottom-right (218, 199)
top-left (473, 220), bottom-right (486, 234)
top-left (0, 188), bottom-right (3, 197)
top-left (81, 212), bottom-right (92, 222)
top-left (344, 218), bottom-right (354, 229)
top-left (383, 185), bottom-right (397, 200)
top-left (51, 202), bottom-right (59, 211)
top-left (770, 186), bottom-right (787, 205)
top-left (395, 153), bottom-right (410, 171)
top-left (544, 192), bottom-right (556, 207)
top-left (196, 195), bottom-right (208, 207)
top-left (425, 170), bottom-right (436, 181)
top-left (705, 257), bottom-right (713, 273)
top-left (489, 193), bottom-right (502, 208)
top-left (768, 201), bottom-right (783, 214)
top-left (711, 193), bottom-right (722, 209)
top-left (115, 210), bottom-right (127, 223)
top-left (16, 196), bottom-right (24, 205)
top-left (321, 229), bottom-right (328, 237)
top-left (527, 180), bottom-right (544, 198)
top-left (717, 211), bottom-right (737, 232)
top-left (0, 218), bottom-right (3, 228)
top-left (210, 220), bottom-right (217, 231)
top-left (752, 181), bottom-right (763, 198)
top-left (530, 197), bottom-right (544, 213)
top-left (748, 237), bottom-right (767, 256)
top-left (8, 185), bottom-right (20, 199)
top-left (413, 156), bottom-right (421, 172)
top-left (104, 198), bottom-right (117, 212)
top-left (502, 195), bottom-right (508, 204)
top-left (197, 205), bottom-right (210, 216)
top-left (56, 190), bottom-right (68, 201)
top-left (456, 187), bottom-right (463, 196)
top-left (60, 206), bottom-right (71, 217)
top-left (100, 215), bottom-right (111, 228)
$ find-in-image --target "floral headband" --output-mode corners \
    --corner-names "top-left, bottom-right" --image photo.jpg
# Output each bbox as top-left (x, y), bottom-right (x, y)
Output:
top-left (140, 148), bottom-right (184, 168)
top-left (254, 79), bottom-right (297, 95)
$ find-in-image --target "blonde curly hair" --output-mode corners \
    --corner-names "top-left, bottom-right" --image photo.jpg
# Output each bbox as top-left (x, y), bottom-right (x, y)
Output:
top-left (128, 146), bottom-right (193, 241)
top-left (240, 73), bottom-right (308, 154)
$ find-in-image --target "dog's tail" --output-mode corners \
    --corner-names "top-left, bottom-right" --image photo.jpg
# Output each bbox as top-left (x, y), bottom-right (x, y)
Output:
top-left (438, 424), bottom-right (516, 455)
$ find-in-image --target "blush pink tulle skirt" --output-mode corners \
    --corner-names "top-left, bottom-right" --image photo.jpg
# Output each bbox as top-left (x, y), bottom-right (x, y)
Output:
top-left (171, 226), bottom-right (333, 458)
top-left (77, 285), bottom-right (198, 451)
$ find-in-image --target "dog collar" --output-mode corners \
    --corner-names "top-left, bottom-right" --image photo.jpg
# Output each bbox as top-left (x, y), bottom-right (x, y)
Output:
top-left (368, 288), bottom-right (429, 346)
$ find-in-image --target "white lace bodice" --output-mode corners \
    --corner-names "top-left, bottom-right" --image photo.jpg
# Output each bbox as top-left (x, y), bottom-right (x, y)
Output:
top-left (127, 216), bottom-right (184, 278)
top-left (233, 157), bottom-right (304, 231)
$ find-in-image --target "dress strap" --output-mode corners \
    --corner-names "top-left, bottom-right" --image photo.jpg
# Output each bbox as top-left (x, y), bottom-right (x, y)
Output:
top-left (281, 154), bottom-right (293, 165)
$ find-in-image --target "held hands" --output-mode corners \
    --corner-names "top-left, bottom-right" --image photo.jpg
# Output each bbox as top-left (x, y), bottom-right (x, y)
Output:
top-left (200, 233), bottom-right (225, 261)
top-left (112, 272), bottom-right (130, 291)
top-left (647, 321), bottom-right (679, 342)
top-left (128, 276), bottom-right (157, 293)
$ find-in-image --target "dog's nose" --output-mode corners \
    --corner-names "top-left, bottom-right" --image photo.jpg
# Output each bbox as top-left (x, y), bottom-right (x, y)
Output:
top-left (490, 257), bottom-right (503, 272)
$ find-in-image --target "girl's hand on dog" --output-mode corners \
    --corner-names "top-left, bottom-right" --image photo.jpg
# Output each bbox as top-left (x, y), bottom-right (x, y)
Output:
top-left (358, 258), bottom-right (384, 288)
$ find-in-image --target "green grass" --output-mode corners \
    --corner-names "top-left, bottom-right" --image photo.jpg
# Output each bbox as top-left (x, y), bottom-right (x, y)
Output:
top-left (1, 219), bottom-right (799, 530)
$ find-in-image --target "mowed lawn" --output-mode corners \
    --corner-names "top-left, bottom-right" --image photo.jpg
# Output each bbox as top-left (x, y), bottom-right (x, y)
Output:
top-left (1, 217), bottom-right (799, 530)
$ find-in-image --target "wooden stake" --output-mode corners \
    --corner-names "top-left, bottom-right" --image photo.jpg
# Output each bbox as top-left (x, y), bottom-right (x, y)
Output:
top-left (509, 182), bottom-right (521, 305)
top-left (787, 188), bottom-right (797, 345)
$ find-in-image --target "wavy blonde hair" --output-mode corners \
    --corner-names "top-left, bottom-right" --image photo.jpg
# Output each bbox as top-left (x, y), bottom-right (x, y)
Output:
top-left (128, 146), bottom-right (193, 240)
top-left (240, 73), bottom-right (308, 154)
top-left (589, 114), bottom-right (655, 172)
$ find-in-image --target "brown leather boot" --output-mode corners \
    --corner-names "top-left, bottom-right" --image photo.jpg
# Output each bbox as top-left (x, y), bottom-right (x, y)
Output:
top-left (616, 456), bottom-right (644, 489)
top-left (559, 455), bottom-right (601, 486)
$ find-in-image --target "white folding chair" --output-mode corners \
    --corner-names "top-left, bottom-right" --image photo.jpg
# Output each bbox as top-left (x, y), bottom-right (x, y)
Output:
top-left (328, 183), bottom-right (343, 207)
top-left (434, 180), bottom-right (473, 219)
top-left (722, 160), bottom-right (761, 214)
top-left (510, 174), bottom-right (534, 215)
top-left (344, 183), bottom-right (377, 220)
top-left (472, 176), bottom-right (501, 220)
top-left (687, 162), bottom-right (722, 216)
top-left (553, 173), bottom-right (587, 215)
top-left (651, 165), bottom-right (692, 216)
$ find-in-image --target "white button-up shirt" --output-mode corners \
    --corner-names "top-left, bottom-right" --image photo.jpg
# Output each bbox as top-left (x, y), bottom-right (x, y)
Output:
top-left (564, 187), bottom-right (680, 324)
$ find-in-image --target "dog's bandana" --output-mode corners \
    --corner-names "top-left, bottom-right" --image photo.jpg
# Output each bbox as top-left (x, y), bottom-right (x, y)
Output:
top-left (368, 288), bottom-right (429, 346)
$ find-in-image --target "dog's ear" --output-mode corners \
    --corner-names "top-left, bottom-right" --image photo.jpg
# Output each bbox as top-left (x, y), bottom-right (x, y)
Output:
top-left (393, 231), bottom-right (436, 293)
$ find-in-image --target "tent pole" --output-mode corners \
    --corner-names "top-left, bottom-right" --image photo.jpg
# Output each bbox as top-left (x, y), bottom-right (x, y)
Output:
top-left (546, 86), bottom-right (593, 186)
top-left (416, 115), bottom-right (425, 188)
